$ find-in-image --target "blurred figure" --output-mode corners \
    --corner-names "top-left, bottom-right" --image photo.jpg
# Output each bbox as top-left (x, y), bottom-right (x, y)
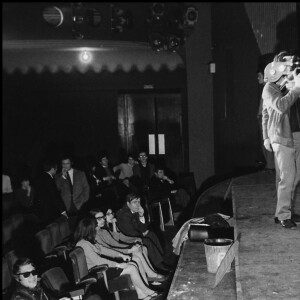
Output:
top-left (257, 68), bottom-right (275, 171)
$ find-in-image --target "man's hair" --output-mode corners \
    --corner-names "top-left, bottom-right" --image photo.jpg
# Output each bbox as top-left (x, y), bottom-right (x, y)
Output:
top-left (126, 193), bottom-right (140, 203)
top-left (154, 165), bottom-right (165, 172)
top-left (61, 155), bottom-right (73, 163)
top-left (73, 217), bottom-right (97, 243)
top-left (13, 258), bottom-right (35, 277)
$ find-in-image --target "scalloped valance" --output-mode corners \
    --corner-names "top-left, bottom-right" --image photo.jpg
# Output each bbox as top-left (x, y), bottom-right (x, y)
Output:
top-left (3, 40), bottom-right (184, 74)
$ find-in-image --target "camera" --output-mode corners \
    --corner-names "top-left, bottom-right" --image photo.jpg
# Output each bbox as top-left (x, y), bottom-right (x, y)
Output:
top-left (264, 55), bottom-right (300, 83)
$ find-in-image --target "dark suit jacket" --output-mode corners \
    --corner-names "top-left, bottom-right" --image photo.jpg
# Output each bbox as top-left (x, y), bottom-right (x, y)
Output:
top-left (55, 169), bottom-right (90, 212)
top-left (148, 176), bottom-right (172, 203)
top-left (93, 162), bottom-right (116, 190)
top-left (132, 162), bottom-right (155, 187)
top-left (116, 203), bottom-right (148, 238)
top-left (35, 172), bottom-right (66, 223)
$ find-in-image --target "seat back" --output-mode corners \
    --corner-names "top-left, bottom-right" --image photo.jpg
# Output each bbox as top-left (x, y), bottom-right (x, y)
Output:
top-left (2, 219), bottom-right (14, 246)
top-left (35, 229), bottom-right (53, 255)
top-left (69, 247), bottom-right (89, 284)
top-left (46, 222), bottom-right (62, 248)
top-left (5, 249), bottom-right (18, 276)
top-left (41, 267), bottom-right (70, 296)
top-left (10, 214), bottom-right (24, 231)
top-left (2, 257), bottom-right (12, 293)
top-left (54, 216), bottom-right (72, 241)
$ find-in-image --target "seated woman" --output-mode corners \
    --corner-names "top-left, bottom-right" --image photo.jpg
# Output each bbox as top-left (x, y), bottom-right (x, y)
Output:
top-left (10, 257), bottom-right (48, 300)
top-left (73, 217), bottom-right (161, 300)
top-left (89, 208), bottom-right (166, 284)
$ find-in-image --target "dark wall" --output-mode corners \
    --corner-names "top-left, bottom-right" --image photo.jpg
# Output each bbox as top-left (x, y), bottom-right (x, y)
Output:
top-left (2, 68), bottom-right (186, 182)
top-left (211, 2), bottom-right (298, 175)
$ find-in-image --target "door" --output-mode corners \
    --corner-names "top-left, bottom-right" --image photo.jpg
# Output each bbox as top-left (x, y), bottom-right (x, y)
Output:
top-left (118, 91), bottom-right (185, 174)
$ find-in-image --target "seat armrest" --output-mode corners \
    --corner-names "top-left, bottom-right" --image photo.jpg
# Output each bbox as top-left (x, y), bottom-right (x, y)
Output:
top-left (89, 264), bottom-right (108, 279)
top-left (77, 277), bottom-right (97, 286)
top-left (69, 289), bottom-right (84, 298)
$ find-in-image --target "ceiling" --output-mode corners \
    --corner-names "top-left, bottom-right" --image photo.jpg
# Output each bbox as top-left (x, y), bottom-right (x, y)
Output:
top-left (2, 2), bottom-right (185, 74)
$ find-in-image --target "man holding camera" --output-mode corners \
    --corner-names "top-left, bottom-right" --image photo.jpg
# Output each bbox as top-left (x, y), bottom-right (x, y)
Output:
top-left (262, 51), bottom-right (300, 229)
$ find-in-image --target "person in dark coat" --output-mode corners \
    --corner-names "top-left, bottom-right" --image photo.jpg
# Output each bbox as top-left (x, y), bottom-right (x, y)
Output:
top-left (10, 258), bottom-right (48, 300)
top-left (116, 193), bottom-right (170, 273)
top-left (35, 160), bottom-right (67, 225)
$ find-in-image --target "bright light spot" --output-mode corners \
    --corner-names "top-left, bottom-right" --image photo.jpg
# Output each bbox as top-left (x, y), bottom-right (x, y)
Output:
top-left (80, 51), bottom-right (92, 63)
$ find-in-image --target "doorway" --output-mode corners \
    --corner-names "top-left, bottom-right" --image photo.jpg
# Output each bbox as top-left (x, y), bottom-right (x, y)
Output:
top-left (118, 91), bottom-right (186, 174)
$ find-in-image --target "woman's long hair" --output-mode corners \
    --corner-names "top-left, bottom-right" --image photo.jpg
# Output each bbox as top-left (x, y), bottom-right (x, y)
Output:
top-left (73, 217), bottom-right (97, 244)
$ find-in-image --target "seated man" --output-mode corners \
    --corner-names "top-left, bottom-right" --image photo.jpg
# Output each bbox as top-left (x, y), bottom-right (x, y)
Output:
top-left (116, 193), bottom-right (170, 273)
top-left (149, 165), bottom-right (190, 210)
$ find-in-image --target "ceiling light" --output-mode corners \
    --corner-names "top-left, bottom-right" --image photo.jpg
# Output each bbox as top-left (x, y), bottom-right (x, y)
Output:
top-left (183, 6), bottom-right (198, 27)
top-left (80, 51), bottom-right (92, 63)
top-left (151, 3), bottom-right (165, 19)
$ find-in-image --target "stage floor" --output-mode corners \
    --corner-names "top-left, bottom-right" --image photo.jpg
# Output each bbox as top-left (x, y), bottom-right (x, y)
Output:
top-left (167, 171), bottom-right (300, 300)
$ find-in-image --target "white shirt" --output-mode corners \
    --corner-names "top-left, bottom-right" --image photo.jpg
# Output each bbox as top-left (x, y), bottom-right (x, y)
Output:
top-left (2, 174), bottom-right (13, 194)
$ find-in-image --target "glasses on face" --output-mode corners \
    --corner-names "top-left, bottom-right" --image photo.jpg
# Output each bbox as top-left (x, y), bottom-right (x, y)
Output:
top-left (96, 216), bottom-right (105, 221)
top-left (17, 270), bottom-right (38, 278)
top-left (139, 155), bottom-right (147, 158)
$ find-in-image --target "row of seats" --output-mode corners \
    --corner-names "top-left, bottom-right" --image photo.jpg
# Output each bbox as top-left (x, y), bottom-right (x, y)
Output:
top-left (35, 216), bottom-right (74, 262)
top-left (2, 243), bottom-right (134, 300)
top-left (2, 213), bottom-right (41, 254)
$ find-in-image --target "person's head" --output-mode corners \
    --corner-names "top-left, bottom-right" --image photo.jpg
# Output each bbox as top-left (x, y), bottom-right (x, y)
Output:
top-left (19, 176), bottom-right (31, 189)
top-left (126, 193), bottom-right (141, 213)
top-left (89, 208), bottom-right (106, 230)
top-left (154, 166), bottom-right (165, 179)
top-left (73, 217), bottom-right (97, 243)
top-left (61, 156), bottom-right (73, 172)
top-left (97, 150), bottom-right (109, 166)
top-left (42, 160), bottom-right (58, 176)
top-left (257, 71), bottom-right (264, 85)
top-left (13, 258), bottom-right (38, 289)
top-left (127, 154), bottom-right (135, 166)
top-left (138, 151), bottom-right (148, 164)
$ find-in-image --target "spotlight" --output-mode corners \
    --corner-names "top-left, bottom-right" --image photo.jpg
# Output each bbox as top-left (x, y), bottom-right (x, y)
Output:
top-left (151, 3), bottom-right (165, 19)
top-left (79, 51), bottom-right (92, 63)
top-left (86, 8), bottom-right (102, 27)
top-left (183, 6), bottom-right (198, 27)
top-left (111, 5), bottom-right (133, 33)
top-left (166, 34), bottom-right (183, 52)
top-left (148, 32), bottom-right (166, 52)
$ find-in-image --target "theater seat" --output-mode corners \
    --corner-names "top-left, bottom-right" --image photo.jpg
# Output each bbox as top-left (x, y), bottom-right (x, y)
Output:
top-left (69, 247), bottom-right (134, 300)
top-left (2, 257), bottom-right (12, 300)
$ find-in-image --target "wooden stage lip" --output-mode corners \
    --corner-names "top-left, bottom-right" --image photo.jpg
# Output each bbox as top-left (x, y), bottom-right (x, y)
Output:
top-left (167, 172), bottom-right (300, 300)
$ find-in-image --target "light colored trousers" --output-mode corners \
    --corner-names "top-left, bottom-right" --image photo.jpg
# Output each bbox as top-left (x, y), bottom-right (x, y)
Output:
top-left (273, 132), bottom-right (300, 220)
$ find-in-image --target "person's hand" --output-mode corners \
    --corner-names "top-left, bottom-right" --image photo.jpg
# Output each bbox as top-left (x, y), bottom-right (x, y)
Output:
top-left (120, 254), bottom-right (131, 262)
top-left (294, 68), bottom-right (300, 88)
top-left (142, 230), bottom-right (149, 236)
top-left (62, 168), bottom-right (67, 178)
top-left (129, 244), bottom-right (141, 253)
top-left (116, 262), bottom-right (128, 269)
top-left (61, 211), bottom-right (68, 219)
top-left (264, 138), bottom-right (273, 152)
top-left (138, 205), bottom-right (144, 217)
top-left (135, 238), bottom-right (142, 244)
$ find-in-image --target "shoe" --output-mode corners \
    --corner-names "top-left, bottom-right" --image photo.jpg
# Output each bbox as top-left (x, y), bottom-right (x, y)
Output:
top-left (291, 213), bottom-right (300, 223)
top-left (148, 274), bottom-right (167, 282)
top-left (280, 219), bottom-right (297, 229)
top-left (274, 217), bottom-right (279, 224)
